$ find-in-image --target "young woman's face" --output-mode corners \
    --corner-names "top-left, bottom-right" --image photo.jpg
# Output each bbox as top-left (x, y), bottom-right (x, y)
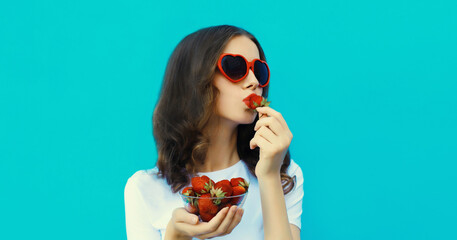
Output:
top-left (213, 35), bottom-right (265, 125)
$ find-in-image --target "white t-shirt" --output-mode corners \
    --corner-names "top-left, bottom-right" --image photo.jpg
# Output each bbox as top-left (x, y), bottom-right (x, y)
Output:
top-left (124, 159), bottom-right (304, 240)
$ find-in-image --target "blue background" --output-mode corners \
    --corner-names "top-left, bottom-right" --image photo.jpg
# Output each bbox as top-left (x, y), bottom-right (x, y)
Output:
top-left (1, 0), bottom-right (456, 239)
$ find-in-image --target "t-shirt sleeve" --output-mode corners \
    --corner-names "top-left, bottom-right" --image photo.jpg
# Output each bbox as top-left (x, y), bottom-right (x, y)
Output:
top-left (285, 159), bottom-right (304, 230)
top-left (124, 172), bottom-right (162, 240)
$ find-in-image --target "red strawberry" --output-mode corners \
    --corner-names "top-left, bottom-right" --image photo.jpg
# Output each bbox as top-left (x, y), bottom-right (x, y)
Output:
top-left (214, 180), bottom-right (233, 203)
top-left (210, 187), bottom-right (228, 205)
top-left (198, 193), bottom-right (219, 215)
top-left (181, 187), bottom-right (195, 196)
top-left (200, 211), bottom-right (216, 222)
top-left (181, 186), bottom-right (198, 214)
top-left (231, 185), bottom-right (246, 205)
top-left (185, 202), bottom-right (199, 214)
top-left (198, 193), bottom-right (220, 222)
top-left (191, 175), bottom-right (215, 194)
top-left (243, 93), bottom-right (270, 110)
top-left (219, 202), bottom-right (233, 210)
top-left (230, 177), bottom-right (249, 191)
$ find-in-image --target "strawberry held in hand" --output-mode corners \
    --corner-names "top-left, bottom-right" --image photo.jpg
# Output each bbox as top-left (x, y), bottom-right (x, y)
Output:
top-left (243, 93), bottom-right (271, 110)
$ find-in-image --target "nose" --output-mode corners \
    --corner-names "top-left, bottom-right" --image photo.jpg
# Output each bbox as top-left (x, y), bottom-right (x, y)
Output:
top-left (244, 68), bottom-right (261, 90)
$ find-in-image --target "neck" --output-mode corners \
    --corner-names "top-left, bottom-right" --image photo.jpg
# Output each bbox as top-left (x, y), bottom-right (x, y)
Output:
top-left (197, 115), bottom-right (240, 173)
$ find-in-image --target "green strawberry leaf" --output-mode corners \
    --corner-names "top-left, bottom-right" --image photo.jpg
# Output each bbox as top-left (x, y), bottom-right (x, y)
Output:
top-left (204, 182), bottom-right (212, 192)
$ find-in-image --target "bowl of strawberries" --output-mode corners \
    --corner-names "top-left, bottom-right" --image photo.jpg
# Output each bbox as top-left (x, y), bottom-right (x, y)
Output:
top-left (179, 175), bottom-right (249, 222)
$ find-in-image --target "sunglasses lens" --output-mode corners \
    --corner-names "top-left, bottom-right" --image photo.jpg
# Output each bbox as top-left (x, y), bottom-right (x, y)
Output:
top-left (221, 55), bottom-right (247, 80)
top-left (254, 60), bottom-right (269, 86)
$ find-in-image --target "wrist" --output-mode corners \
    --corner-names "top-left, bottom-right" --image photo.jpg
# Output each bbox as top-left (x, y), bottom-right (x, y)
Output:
top-left (256, 172), bottom-right (281, 183)
top-left (165, 220), bottom-right (191, 240)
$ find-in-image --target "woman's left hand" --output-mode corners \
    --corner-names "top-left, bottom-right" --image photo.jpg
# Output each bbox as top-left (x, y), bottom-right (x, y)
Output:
top-left (249, 106), bottom-right (293, 179)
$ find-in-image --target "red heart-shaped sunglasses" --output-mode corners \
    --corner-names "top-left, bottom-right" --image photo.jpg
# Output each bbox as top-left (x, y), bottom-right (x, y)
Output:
top-left (216, 53), bottom-right (270, 87)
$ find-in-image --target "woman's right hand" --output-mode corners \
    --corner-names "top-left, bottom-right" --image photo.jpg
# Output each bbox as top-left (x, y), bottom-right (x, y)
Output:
top-left (165, 205), bottom-right (244, 240)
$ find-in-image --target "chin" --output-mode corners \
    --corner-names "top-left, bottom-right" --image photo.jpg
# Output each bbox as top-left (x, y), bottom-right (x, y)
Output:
top-left (241, 109), bottom-right (257, 124)
top-left (221, 108), bottom-right (257, 125)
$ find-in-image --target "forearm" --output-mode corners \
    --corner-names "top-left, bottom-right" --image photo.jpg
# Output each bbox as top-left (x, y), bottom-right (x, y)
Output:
top-left (258, 174), bottom-right (293, 240)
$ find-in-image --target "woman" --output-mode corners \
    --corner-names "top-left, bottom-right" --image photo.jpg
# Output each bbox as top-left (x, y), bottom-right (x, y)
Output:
top-left (124, 24), bottom-right (304, 240)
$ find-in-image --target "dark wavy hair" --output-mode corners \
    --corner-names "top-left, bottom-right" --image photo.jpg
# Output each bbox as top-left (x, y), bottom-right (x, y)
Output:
top-left (153, 25), bottom-right (294, 195)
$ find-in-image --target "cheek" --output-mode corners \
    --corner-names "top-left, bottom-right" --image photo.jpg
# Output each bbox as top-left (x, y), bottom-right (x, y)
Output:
top-left (214, 76), bottom-right (237, 104)
top-left (214, 91), bottom-right (243, 119)
top-left (213, 74), bottom-right (246, 117)
top-left (216, 92), bottom-right (237, 112)
top-left (213, 72), bottom-right (227, 87)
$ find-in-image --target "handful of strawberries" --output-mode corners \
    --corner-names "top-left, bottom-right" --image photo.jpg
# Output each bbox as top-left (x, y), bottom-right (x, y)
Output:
top-left (180, 175), bottom-right (250, 222)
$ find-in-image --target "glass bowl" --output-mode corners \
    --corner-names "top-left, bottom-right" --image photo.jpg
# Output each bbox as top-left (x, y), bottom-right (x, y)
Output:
top-left (178, 191), bottom-right (248, 222)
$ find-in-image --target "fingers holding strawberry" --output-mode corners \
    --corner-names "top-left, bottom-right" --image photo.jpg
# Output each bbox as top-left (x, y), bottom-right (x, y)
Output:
top-left (249, 106), bottom-right (293, 178)
top-left (256, 106), bottom-right (291, 131)
top-left (253, 110), bottom-right (286, 136)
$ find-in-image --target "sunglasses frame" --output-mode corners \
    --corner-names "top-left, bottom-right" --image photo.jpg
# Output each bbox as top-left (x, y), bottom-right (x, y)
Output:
top-left (217, 53), bottom-right (270, 87)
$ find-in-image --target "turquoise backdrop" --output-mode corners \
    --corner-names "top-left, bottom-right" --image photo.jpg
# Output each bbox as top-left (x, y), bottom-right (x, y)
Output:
top-left (1, 0), bottom-right (456, 239)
